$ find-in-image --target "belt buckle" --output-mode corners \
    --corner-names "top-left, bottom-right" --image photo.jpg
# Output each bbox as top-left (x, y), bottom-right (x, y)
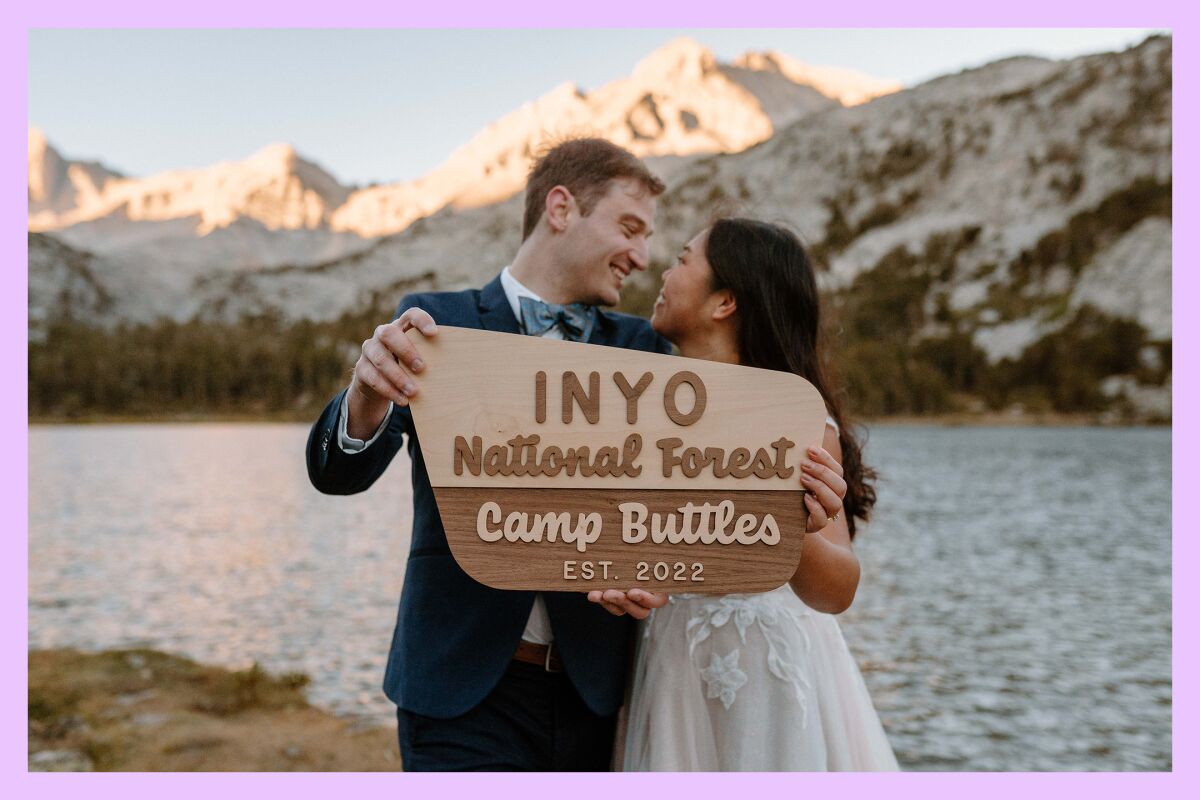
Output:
top-left (544, 641), bottom-right (562, 673)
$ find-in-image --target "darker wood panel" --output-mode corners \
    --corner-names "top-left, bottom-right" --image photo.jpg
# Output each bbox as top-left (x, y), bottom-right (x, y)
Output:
top-left (432, 486), bottom-right (808, 593)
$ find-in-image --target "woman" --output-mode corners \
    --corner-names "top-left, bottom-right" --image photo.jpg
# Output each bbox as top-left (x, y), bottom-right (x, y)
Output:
top-left (591, 218), bottom-right (898, 771)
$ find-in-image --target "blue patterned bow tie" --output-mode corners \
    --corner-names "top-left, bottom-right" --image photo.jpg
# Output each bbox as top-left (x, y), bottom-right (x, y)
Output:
top-left (518, 295), bottom-right (597, 342)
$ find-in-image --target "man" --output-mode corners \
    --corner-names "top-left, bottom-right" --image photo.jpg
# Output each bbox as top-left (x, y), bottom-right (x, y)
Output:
top-left (306, 138), bottom-right (670, 771)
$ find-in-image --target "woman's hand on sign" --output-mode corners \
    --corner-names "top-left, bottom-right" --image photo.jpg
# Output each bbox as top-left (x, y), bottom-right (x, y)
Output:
top-left (789, 427), bottom-right (860, 614)
top-left (800, 444), bottom-right (847, 533)
top-left (346, 307), bottom-right (438, 438)
top-left (586, 588), bottom-right (668, 620)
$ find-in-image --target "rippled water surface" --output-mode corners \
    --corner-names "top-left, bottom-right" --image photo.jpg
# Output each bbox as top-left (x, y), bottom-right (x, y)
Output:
top-left (29, 424), bottom-right (1171, 770)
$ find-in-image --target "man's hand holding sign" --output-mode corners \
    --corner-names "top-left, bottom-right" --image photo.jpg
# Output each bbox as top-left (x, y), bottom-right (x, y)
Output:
top-left (395, 324), bottom-right (847, 611)
top-left (344, 307), bottom-right (440, 440)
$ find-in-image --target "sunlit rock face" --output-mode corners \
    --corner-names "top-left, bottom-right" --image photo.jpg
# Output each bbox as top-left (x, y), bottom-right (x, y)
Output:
top-left (328, 38), bottom-right (869, 237)
top-left (28, 37), bottom-right (888, 244)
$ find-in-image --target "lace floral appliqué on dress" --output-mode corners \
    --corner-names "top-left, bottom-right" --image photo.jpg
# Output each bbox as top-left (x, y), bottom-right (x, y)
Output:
top-left (698, 649), bottom-right (748, 710)
top-left (683, 593), bottom-right (813, 724)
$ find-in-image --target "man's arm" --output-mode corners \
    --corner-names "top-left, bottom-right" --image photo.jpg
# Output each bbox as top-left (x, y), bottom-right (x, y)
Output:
top-left (337, 393), bottom-right (394, 454)
top-left (306, 387), bottom-right (410, 495)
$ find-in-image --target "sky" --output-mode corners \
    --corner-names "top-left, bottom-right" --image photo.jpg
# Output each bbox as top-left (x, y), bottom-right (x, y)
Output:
top-left (28, 28), bottom-right (1164, 186)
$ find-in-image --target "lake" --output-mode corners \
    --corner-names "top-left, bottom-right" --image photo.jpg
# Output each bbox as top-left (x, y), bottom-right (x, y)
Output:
top-left (28, 423), bottom-right (1171, 770)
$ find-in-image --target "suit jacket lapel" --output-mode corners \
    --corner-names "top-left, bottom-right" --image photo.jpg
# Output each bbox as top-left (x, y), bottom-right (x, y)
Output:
top-left (477, 274), bottom-right (523, 334)
top-left (588, 309), bottom-right (618, 345)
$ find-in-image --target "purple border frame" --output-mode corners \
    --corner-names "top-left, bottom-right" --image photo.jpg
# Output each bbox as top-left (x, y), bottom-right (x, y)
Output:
top-left (8, 1), bottom-right (1190, 794)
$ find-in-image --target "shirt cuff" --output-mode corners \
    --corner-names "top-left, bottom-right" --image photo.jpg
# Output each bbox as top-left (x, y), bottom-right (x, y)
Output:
top-left (337, 392), bottom-right (394, 453)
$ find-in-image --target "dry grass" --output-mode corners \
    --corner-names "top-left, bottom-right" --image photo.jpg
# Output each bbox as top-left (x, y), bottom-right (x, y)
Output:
top-left (29, 648), bottom-right (400, 771)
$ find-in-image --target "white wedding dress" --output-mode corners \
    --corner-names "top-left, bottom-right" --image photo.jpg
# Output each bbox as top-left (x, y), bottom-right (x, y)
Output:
top-left (620, 585), bottom-right (900, 771)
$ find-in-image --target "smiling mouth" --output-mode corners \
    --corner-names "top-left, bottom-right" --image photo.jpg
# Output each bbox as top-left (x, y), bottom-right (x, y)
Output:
top-left (610, 263), bottom-right (629, 287)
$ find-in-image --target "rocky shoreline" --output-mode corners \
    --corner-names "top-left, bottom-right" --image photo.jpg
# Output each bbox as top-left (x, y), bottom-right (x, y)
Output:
top-left (29, 649), bottom-right (399, 772)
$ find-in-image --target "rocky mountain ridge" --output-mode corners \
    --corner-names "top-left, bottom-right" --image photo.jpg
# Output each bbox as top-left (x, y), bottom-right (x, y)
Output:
top-left (28, 35), bottom-right (1171, 419)
top-left (30, 38), bottom-right (896, 243)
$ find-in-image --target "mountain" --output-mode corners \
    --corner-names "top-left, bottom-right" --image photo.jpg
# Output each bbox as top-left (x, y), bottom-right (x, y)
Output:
top-left (333, 39), bottom-right (823, 235)
top-left (331, 39), bottom-right (903, 237)
top-left (194, 37), bottom-right (1174, 417)
top-left (27, 37), bottom-right (899, 332)
top-left (730, 50), bottom-right (901, 107)
top-left (191, 39), bottom-right (1169, 321)
top-left (28, 35), bottom-right (1172, 420)
top-left (28, 129), bottom-right (123, 223)
top-left (29, 38), bottom-right (891, 247)
top-left (29, 141), bottom-right (352, 236)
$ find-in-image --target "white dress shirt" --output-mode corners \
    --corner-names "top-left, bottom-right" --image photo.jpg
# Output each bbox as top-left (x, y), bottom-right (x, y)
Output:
top-left (336, 266), bottom-right (559, 645)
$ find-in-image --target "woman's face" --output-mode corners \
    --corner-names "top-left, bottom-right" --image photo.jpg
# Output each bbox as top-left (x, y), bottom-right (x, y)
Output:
top-left (650, 229), bottom-right (719, 342)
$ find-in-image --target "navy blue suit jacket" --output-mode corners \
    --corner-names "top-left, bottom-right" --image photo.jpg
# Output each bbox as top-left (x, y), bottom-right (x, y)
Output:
top-left (306, 274), bottom-right (672, 718)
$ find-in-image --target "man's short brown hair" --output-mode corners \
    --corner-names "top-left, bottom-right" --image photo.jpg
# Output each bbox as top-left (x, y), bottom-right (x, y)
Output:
top-left (522, 138), bottom-right (666, 240)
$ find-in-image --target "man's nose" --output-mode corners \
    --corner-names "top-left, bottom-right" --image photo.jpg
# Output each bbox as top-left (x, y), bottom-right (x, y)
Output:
top-left (629, 240), bottom-right (649, 271)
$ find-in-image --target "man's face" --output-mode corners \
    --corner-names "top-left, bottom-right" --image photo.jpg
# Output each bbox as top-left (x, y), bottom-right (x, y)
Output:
top-left (561, 178), bottom-right (656, 307)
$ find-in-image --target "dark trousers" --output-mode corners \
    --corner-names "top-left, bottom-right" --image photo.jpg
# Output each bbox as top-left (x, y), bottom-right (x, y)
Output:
top-left (396, 660), bottom-right (618, 771)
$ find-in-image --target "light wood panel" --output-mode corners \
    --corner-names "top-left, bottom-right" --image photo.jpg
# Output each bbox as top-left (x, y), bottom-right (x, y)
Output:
top-left (405, 327), bottom-right (828, 491)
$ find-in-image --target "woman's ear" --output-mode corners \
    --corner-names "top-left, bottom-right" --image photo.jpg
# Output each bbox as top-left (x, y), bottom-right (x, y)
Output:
top-left (544, 185), bottom-right (574, 232)
top-left (711, 289), bottom-right (737, 322)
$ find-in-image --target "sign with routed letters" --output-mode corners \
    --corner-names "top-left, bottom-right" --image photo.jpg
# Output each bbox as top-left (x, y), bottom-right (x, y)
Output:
top-left (404, 326), bottom-right (828, 593)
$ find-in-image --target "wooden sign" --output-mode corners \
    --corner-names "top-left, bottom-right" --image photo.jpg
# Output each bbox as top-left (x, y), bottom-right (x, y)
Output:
top-left (404, 327), bottom-right (828, 593)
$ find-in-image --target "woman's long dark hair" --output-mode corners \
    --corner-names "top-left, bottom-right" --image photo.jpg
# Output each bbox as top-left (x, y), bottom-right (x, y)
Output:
top-left (705, 217), bottom-right (877, 537)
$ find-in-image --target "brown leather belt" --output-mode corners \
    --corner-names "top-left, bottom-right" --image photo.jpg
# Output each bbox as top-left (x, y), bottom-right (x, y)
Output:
top-left (512, 640), bottom-right (563, 673)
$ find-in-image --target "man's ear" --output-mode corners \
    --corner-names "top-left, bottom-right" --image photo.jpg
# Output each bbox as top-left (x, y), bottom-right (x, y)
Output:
top-left (544, 185), bottom-right (574, 233)
top-left (711, 289), bottom-right (737, 322)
